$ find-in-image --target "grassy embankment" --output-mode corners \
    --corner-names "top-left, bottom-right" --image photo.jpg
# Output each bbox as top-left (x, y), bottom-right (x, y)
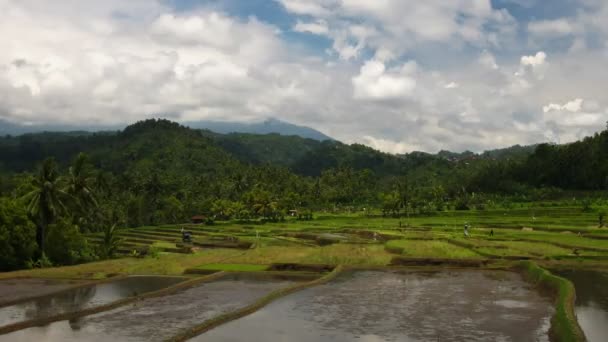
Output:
top-left (516, 261), bottom-right (586, 342)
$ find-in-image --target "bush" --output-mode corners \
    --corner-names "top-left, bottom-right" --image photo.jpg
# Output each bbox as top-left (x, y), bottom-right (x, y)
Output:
top-left (45, 220), bottom-right (96, 265)
top-left (0, 199), bottom-right (37, 271)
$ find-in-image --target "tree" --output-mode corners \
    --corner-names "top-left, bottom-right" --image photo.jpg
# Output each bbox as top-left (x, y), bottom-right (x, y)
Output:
top-left (65, 153), bottom-right (98, 231)
top-left (100, 222), bottom-right (122, 259)
top-left (65, 153), bottom-right (97, 206)
top-left (0, 198), bottom-right (36, 270)
top-left (22, 158), bottom-right (69, 257)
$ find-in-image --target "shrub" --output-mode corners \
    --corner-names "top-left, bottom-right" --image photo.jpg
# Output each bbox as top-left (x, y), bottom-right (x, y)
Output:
top-left (45, 220), bottom-right (96, 265)
top-left (0, 198), bottom-right (37, 271)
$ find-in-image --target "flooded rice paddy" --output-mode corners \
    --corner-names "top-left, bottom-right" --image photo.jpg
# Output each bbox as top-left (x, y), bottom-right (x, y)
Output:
top-left (0, 278), bottom-right (86, 306)
top-left (198, 270), bottom-right (554, 342)
top-left (555, 269), bottom-right (608, 342)
top-left (0, 270), bottom-right (558, 342)
top-left (1, 274), bottom-right (296, 342)
top-left (0, 276), bottom-right (185, 328)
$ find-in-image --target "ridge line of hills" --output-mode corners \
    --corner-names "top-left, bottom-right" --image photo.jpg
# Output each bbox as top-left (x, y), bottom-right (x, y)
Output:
top-left (1, 117), bottom-right (536, 161)
top-left (1, 118), bottom-right (607, 193)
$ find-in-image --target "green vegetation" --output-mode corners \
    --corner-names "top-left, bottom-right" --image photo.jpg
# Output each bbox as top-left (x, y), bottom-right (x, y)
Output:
top-left (0, 119), bottom-right (607, 277)
top-left (517, 261), bottom-right (586, 342)
top-left (386, 240), bottom-right (481, 259)
top-left (194, 264), bottom-right (268, 272)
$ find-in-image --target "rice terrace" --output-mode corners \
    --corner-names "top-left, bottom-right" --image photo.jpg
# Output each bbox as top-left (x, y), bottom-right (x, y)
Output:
top-left (1, 205), bottom-right (608, 341)
top-left (2, 0), bottom-right (608, 341)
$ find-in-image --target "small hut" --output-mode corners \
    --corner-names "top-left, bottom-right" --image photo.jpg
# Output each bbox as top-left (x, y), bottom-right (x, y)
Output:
top-left (191, 215), bottom-right (206, 224)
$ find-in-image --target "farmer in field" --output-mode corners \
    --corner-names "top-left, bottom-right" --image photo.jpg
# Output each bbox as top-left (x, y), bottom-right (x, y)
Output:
top-left (464, 223), bottom-right (470, 237)
top-left (182, 227), bottom-right (192, 243)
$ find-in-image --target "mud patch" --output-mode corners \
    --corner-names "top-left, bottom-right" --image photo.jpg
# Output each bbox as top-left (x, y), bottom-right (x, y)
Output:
top-left (390, 256), bottom-right (489, 267)
top-left (268, 263), bottom-right (335, 273)
top-left (198, 270), bottom-right (554, 342)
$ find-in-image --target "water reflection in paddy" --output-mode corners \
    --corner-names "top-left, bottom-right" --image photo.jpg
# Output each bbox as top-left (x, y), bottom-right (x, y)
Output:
top-left (555, 269), bottom-right (608, 342)
top-left (1, 274), bottom-right (296, 342)
top-left (198, 270), bottom-right (554, 342)
top-left (0, 276), bottom-right (185, 327)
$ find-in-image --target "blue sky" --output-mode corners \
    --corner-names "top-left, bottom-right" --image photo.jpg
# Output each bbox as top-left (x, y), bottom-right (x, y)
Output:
top-left (0, 0), bottom-right (607, 152)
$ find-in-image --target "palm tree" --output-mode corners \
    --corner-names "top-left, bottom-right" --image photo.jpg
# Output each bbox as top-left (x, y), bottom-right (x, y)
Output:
top-left (65, 153), bottom-right (97, 209)
top-left (101, 222), bottom-right (123, 259)
top-left (64, 153), bottom-right (99, 232)
top-left (22, 158), bottom-right (69, 257)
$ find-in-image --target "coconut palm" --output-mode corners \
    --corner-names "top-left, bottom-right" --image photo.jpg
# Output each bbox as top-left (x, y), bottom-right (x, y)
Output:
top-left (22, 158), bottom-right (69, 257)
top-left (100, 222), bottom-right (123, 259)
top-left (65, 153), bottom-right (97, 210)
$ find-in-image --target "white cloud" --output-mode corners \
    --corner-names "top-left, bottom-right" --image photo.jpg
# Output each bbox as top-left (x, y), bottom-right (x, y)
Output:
top-left (479, 50), bottom-right (499, 69)
top-left (276, 0), bottom-right (334, 17)
top-left (294, 20), bottom-right (329, 35)
top-left (543, 98), bottom-right (583, 113)
top-left (352, 60), bottom-right (417, 100)
top-left (0, 0), bottom-right (607, 154)
top-left (528, 19), bottom-right (575, 37)
top-left (521, 51), bottom-right (547, 67)
top-left (281, 0), bottom-right (516, 60)
top-left (361, 135), bottom-right (424, 154)
top-left (518, 51), bottom-right (548, 80)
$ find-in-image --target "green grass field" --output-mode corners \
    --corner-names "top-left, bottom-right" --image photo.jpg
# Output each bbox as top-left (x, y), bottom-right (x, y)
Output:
top-left (2, 205), bottom-right (607, 280)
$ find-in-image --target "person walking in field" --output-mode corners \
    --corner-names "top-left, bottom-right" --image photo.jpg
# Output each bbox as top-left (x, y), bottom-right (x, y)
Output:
top-left (464, 223), bottom-right (470, 237)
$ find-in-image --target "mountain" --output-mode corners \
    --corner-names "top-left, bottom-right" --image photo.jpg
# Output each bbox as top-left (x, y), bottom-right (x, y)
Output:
top-left (2, 119), bottom-right (608, 193)
top-left (0, 117), bottom-right (333, 141)
top-left (0, 119), bottom-right (120, 136)
top-left (184, 118), bottom-right (333, 141)
top-left (433, 144), bottom-right (536, 162)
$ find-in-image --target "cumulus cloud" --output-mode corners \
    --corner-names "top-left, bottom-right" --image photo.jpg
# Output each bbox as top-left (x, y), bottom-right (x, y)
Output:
top-left (293, 20), bottom-right (329, 35)
top-left (520, 51), bottom-right (547, 67)
top-left (1, 0), bottom-right (607, 154)
top-left (279, 0), bottom-right (517, 60)
top-left (543, 98), bottom-right (583, 113)
top-left (518, 51), bottom-right (548, 79)
top-left (352, 60), bottom-right (417, 100)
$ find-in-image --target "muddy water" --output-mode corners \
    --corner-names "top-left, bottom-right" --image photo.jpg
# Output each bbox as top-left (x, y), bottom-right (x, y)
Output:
top-left (0, 276), bottom-right (185, 328)
top-left (0, 278), bottom-right (86, 306)
top-left (555, 270), bottom-right (608, 342)
top-left (1, 274), bottom-right (296, 342)
top-left (198, 270), bottom-right (554, 342)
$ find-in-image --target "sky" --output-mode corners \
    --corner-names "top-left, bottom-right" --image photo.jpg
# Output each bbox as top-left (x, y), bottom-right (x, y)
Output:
top-left (1, 0), bottom-right (607, 153)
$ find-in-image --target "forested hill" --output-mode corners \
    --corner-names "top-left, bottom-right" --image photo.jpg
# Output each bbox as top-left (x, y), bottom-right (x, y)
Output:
top-left (1, 119), bottom-right (607, 194)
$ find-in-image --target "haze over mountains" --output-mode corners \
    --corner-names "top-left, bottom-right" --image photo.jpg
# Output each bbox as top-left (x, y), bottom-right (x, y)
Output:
top-left (0, 117), bottom-right (537, 160)
top-left (0, 117), bottom-right (332, 141)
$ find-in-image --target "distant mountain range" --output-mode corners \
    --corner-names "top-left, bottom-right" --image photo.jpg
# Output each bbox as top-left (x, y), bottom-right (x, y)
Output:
top-left (183, 118), bottom-right (333, 141)
top-left (0, 117), bottom-right (333, 141)
top-left (1, 117), bottom-right (538, 160)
